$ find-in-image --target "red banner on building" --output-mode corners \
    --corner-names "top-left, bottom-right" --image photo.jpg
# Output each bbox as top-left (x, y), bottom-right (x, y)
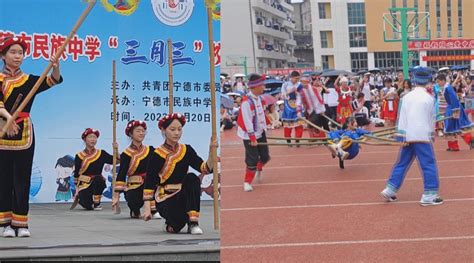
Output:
top-left (421, 55), bottom-right (474, 62)
top-left (266, 67), bottom-right (313, 75)
top-left (409, 39), bottom-right (474, 50)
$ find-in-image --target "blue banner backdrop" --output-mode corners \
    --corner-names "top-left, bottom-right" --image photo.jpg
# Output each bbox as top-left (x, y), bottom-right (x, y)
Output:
top-left (0, 0), bottom-right (221, 203)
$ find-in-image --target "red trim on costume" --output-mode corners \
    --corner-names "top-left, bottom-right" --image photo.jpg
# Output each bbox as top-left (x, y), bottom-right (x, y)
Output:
top-left (244, 168), bottom-right (256, 183)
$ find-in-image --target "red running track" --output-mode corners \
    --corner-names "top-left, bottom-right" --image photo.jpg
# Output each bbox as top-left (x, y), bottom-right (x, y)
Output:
top-left (220, 126), bottom-right (474, 263)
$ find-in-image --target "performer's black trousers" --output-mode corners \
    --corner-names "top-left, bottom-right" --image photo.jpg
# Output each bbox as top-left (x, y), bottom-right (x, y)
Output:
top-left (0, 142), bottom-right (35, 229)
top-left (78, 176), bottom-right (106, 210)
top-left (125, 185), bottom-right (145, 215)
top-left (325, 105), bottom-right (337, 122)
top-left (157, 173), bottom-right (201, 233)
top-left (308, 111), bottom-right (330, 132)
top-left (243, 132), bottom-right (270, 171)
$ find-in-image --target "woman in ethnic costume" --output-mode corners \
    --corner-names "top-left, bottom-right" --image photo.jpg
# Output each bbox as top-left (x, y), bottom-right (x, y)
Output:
top-left (281, 71), bottom-right (305, 145)
top-left (0, 37), bottom-right (62, 238)
top-left (112, 120), bottom-right (161, 219)
top-left (334, 76), bottom-right (353, 125)
top-left (436, 74), bottom-right (473, 151)
top-left (380, 78), bottom-right (399, 127)
top-left (142, 113), bottom-right (215, 235)
top-left (73, 128), bottom-right (118, 211)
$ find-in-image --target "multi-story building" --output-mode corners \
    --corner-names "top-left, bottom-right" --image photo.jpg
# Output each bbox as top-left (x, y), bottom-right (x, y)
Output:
top-left (221, 0), bottom-right (298, 75)
top-left (293, 0), bottom-right (314, 68)
top-left (309, 0), bottom-right (473, 72)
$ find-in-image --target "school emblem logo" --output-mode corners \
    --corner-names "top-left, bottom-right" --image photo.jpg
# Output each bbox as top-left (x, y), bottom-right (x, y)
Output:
top-left (100, 0), bottom-right (140, 16)
top-left (151, 0), bottom-right (194, 26)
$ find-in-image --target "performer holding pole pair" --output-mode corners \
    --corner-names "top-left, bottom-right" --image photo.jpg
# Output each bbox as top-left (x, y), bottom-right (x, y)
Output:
top-left (381, 67), bottom-right (443, 206)
top-left (237, 73), bottom-right (271, 192)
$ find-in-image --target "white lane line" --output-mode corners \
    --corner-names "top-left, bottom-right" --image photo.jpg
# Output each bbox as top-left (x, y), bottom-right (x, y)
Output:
top-left (221, 198), bottom-right (474, 212)
top-left (221, 175), bottom-right (474, 188)
top-left (221, 159), bottom-right (474, 172)
top-left (221, 236), bottom-right (474, 250)
top-left (220, 149), bottom-right (465, 160)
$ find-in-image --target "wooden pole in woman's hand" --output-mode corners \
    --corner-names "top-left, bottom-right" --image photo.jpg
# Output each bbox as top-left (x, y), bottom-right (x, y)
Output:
top-left (207, 7), bottom-right (219, 230)
top-left (0, 0), bottom-right (97, 138)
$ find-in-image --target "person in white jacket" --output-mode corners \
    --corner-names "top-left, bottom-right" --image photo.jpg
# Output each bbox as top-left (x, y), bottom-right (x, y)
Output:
top-left (380, 67), bottom-right (443, 206)
top-left (237, 73), bottom-right (270, 192)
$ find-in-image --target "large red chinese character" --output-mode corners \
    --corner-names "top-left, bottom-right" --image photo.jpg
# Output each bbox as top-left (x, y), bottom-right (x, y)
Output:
top-left (32, 33), bottom-right (50, 60)
top-left (67, 35), bottom-right (84, 61)
top-left (213, 41), bottom-right (221, 66)
top-left (50, 33), bottom-right (68, 60)
top-left (16, 32), bottom-right (32, 57)
top-left (84, 35), bottom-right (101, 62)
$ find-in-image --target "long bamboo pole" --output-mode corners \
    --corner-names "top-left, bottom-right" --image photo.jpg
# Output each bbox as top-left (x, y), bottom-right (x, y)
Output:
top-left (0, 0), bottom-right (97, 137)
top-left (207, 7), bottom-right (219, 230)
top-left (112, 60), bottom-right (121, 214)
top-left (258, 142), bottom-right (327, 146)
top-left (321, 113), bottom-right (342, 128)
top-left (266, 136), bottom-right (328, 141)
top-left (299, 117), bottom-right (330, 133)
top-left (168, 39), bottom-right (174, 114)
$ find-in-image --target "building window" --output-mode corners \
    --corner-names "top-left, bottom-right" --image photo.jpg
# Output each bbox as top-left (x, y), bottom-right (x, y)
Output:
top-left (427, 50), bottom-right (471, 68)
top-left (374, 52), bottom-right (402, 69)
top-left (320, 31), bottom-right (328, 48)
top-left (447, 0), bottom-right (452, 37)
top-left (347, 3), bottom-right (365, 25)
top-left (425, 0), bottom-right (430, 33)
top-left (319, 31), bottom-right (332, 48)
top-left (436, 0), bottom-right (441, 38)
top-left (458, 0), bottom-right (463, 37)
top-left (322, 55), bottom-right (330, 70)
top-left (318, 3), bottom-right (331, 19)
top-left (350, 52), bottom-right (368, 72)
top-left (412, 0), bottom-right (419, 37)
top-left (348, 26), bottom-right (366, 47)
top-left (391, 0), bottom-right (399, 39)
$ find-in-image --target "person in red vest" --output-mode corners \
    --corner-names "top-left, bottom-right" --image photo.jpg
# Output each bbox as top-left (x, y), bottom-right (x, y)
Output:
top-left (237, 73), bottom-right (271, 192)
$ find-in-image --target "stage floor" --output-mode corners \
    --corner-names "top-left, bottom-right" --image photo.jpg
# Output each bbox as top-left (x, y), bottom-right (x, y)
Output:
top-left (0, 202), bottom-right (219, 261)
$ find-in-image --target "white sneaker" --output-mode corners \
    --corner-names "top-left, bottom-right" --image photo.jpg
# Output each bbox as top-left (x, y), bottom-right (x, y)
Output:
top-left (17, 228), bottom-right (31, 238)
top-left (380, 188), bottom-right (398, 202)
top-left (152, 212), bottom-right (162, 219)
top-left (243, 183), bottom-right (253, 192)
top-left (2, 226), bottom-right (15, 238)
top-left (420, 194), bottom-right (444, 206)
top-left (256, 170), bottom-right (263, 183)
top-left (188, 224), bottom-right (203, 235)
top-left (93, 205), bottom-right (103, 211)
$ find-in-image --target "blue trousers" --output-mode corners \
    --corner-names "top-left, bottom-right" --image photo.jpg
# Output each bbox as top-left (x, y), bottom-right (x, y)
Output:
top-left (387, 143), bottom-right (439, 194)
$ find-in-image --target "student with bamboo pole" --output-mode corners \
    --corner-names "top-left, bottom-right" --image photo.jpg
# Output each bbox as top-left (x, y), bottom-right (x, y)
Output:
top-left (236, 73), bottom-right (271, 192)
